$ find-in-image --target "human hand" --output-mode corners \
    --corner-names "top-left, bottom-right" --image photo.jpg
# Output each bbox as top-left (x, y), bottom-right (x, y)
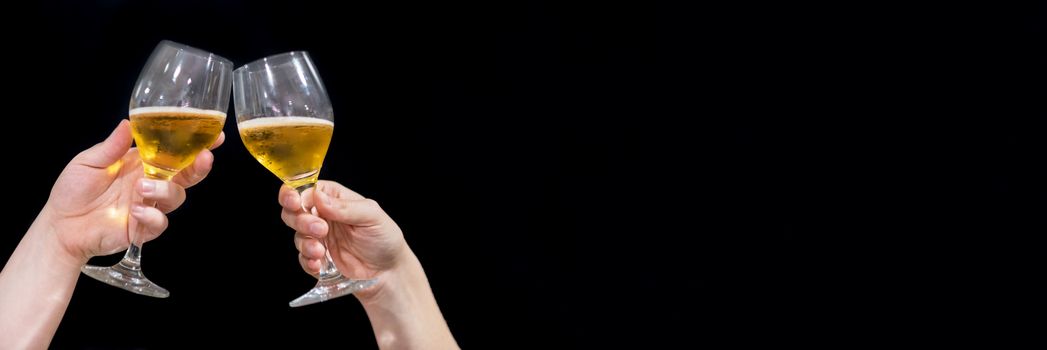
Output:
top-left (279, 180), bottom-right (458, 348)
top-left (40, 120), bottom-right (223, 265)
top-left (278, 180), bottom-right (407, 301)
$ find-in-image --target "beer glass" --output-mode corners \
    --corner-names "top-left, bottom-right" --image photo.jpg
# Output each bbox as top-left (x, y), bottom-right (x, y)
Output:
top-left (233, 52), bottom-right (375, 307)
top-left (81, 41), bottom-right (232, 297)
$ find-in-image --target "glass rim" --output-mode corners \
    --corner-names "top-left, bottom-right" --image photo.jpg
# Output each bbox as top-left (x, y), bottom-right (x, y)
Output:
top-left (234, 51), bottom-right (310, 73)
top-left (157, 40), bottom-right (233, 67)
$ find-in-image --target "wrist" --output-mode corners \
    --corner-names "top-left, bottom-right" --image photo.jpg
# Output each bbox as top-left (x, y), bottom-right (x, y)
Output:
top-left (356, 248), bottom-right (458, 349)
top-left (356, 248), bottom-right (425, 307)
top-left (31, 207), bottom-right (90, 269)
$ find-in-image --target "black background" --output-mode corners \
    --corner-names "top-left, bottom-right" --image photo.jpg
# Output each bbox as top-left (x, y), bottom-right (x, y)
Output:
top-left (0, 1), bottom-right (1044, 348)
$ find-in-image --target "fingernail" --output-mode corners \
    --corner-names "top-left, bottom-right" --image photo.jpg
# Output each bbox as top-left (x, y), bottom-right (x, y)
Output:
top-left (140, 179), bottom-right (156, 194)
top-left (131, 204), bottom-right (145, 215)
top-left (309, 221), bottom-right (325, 235)
top-left (282, 193), bottom-right (295, 208)
top-left (200, 150), bottom-right (213, 165)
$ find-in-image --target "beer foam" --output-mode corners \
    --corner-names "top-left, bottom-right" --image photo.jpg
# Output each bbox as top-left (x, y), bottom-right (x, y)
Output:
top-left (130, 106), bottom-right (227, 119)
top-left (237, 116), bottom-right (334, 130)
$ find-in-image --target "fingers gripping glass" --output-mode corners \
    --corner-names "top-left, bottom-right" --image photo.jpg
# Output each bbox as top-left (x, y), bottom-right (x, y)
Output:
top-left (234, 52), bottom-right (375, 307)
top-left (81, 41), bottom-right (231, 297)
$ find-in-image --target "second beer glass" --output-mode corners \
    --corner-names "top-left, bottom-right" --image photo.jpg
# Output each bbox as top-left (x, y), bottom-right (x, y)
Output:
top-left (233, 52), bottom-right (375, 307)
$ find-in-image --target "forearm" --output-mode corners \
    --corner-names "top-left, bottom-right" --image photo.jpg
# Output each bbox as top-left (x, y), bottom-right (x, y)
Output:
top-left (0, 212), bottom-right (84, 350)
top-left (360, 250), bottom-right (458, 350)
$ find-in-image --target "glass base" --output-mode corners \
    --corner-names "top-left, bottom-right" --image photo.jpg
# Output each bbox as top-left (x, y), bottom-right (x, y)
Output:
top-left (81, 262), bottom-right (170, 298)
top-left (289, 274), bottom-right (377, 307)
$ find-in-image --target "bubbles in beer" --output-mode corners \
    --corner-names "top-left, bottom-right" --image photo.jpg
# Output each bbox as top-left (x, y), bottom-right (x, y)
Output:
top-left (129, 106), bottom-right (226, 179)
top-left (237, 117), bottom-right (334, 189)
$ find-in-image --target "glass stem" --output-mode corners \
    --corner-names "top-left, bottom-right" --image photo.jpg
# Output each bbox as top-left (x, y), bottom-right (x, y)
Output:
top-left (296, 183), bottom-right (343, 280)
top-left (119, 197), bottom-right (158, 271)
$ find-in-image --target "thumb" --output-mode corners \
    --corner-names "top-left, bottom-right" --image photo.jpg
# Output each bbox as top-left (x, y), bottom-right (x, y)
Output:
top-left (75, 120), bottom-right (133, 168)
top-left (314, 189), bottom-right (385, 226)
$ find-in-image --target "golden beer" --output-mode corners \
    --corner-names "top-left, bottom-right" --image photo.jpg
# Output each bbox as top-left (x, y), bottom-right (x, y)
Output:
top-left (238, 117), bottom-right (334, 189)
top-left (129, 106), bottom-right (226, 180)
